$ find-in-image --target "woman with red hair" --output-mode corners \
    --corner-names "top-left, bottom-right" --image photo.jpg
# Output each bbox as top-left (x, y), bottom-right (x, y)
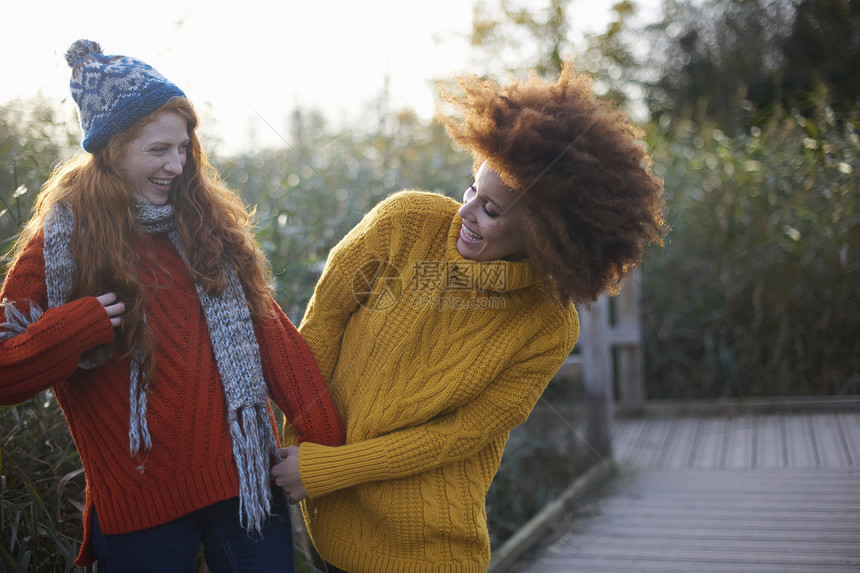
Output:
top-left (0, 40), bottom-right (344, 572)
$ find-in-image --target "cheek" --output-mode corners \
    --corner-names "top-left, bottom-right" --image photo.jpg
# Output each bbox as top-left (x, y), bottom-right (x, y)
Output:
top-left (496, 219), bottom-right (525, 245)
top-left (118, 161), bottom-right (139, 183)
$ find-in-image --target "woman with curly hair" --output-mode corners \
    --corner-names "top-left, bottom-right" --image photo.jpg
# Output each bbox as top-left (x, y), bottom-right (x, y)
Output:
top-left (0, 40), bottom-right (344, 572)
top-left (271, 62), bottom-right (666, 573)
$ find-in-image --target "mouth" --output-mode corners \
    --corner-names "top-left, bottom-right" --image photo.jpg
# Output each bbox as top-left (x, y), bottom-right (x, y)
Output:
top-left (150, 177), bottom-right (173, 189)
top-left (460, 222), bottom-right (483, 243)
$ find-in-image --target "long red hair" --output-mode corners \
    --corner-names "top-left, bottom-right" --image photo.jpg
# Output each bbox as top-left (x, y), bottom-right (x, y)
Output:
top-left (12, 97), bottom-right (273, 385)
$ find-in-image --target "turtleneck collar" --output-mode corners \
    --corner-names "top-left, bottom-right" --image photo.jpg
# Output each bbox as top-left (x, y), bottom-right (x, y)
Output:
top-left (445, 212), bottom-right (539, 293)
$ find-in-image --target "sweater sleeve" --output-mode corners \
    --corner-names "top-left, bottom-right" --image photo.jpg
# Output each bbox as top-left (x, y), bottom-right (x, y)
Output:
top-left (256, 300), bottom-right (345, 447)
top-left (297, 198), bottom-right (394, 382)
top-left (298, 310), bottom-right (579, 497)
top-left (0, 236), bottom-right (116, 404)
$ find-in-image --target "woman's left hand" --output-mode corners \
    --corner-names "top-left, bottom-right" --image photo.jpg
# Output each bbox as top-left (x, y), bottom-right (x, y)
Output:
top-left (271, 446), bottom-right (307, 504)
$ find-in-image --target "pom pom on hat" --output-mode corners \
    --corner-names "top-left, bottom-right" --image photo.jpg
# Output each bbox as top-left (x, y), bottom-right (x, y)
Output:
top-left (65, 39), bottom-right (103, 68)
top-left (65, 39), bottom-right (186, 152)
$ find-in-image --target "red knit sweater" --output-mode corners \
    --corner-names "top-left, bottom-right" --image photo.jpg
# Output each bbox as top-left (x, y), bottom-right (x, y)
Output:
top-left (0, 232), bottom-right (345, 566)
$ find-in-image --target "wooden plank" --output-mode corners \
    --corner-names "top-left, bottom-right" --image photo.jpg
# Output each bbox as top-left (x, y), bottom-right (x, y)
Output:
top-left (837, 411), bottom-right (860, 466)
top-left (561, 519), bottom-right (860, 543)
top-left (528, 556), bottom-right (858, 573)
top-left (618, 417), bottom-right (656, 467)
top-left (547, 535), bottom-right (860, 562)
top-left (622, 468), bottom-right (860, 492)
top-left (532, 534), bottom-right (860, 566)
top-left (810, 412), bottom-right (852, 467)
top-left (754, 413), bottom-right (786, 469)
top-left (626, 417), bottom-right (675, 468)
top-left (783, 412), bottom-right (818, 467)
top-left (522, 465), bottom-right (860, 573)
top-left (687, 416), bottom-right (726, 469)
top-left (655, 417), bottom-right (697, 470)
top-left (722, 415), bottom-right (756, 469)
top-left (611, 417), bottom-right (647, 467)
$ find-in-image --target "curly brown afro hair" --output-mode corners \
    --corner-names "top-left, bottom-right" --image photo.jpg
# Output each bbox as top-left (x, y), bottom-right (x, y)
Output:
top-left (437, 62), bottom-right (666, 304)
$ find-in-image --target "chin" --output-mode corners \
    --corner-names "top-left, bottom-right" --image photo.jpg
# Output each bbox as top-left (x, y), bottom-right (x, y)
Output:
top-left (456, 239), bottom-right (476, 260)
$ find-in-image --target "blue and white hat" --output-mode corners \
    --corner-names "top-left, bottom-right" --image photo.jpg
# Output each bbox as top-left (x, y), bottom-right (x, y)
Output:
top-left (65, 39), bottom-right (186, 152)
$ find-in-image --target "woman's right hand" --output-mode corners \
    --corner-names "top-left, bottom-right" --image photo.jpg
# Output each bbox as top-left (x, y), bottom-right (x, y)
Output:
top-left (272, 446), bottom-right (308, 504)
top-left (96, 293), bottom-right (125, 328)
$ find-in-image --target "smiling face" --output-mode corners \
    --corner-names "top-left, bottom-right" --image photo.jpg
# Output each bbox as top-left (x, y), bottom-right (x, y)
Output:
top-left (116, 109), bottom-right (190, 205)
top-left (457, 162), bottom-right (527, 261)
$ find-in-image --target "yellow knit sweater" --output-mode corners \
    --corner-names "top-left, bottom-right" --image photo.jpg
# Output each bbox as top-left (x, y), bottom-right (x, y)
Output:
top-left (294, 191), bottom-right (579, 573)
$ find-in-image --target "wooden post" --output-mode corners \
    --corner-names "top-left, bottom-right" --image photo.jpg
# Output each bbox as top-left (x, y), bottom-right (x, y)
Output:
top-left (553, 269), bottom-right (644, 456)
top-left (611, 269), bottom-right (645, 412)
top-left (581, 296), bottom-right (613, 459)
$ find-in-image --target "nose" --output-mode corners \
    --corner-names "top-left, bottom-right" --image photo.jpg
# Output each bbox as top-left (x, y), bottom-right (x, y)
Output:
top-left (458, 200), bottom-right (473, 219)
top-left (164, 149), bottom-right (184, 175)
top-left (458, 187), bottom-right (476, 218)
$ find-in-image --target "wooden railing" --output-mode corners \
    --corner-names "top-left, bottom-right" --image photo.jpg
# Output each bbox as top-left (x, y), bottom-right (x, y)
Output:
top-left (553, 269), bottom-right (645, 457)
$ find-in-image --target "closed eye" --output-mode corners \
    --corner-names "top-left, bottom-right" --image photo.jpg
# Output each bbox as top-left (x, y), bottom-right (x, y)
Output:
top-left (482, 204), bottom-right (499, 218)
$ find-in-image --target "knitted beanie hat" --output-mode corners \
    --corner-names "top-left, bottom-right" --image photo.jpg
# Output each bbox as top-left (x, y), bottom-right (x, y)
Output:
top-left (65, 39), bottom-right (186, 152)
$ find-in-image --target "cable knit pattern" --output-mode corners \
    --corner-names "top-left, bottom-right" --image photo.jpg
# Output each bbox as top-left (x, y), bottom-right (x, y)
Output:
top-left (296, 191), bottom-right (579, 573)
top-left (0, 231), bottom-right (344, 566)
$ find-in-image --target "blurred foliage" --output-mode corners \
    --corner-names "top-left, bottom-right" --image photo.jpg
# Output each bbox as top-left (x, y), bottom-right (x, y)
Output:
top-left (218, 107), bottom-right (472, 323)
top-left (471, 0), bottom-right (572, 78)
top-left (642, 0), bottom-right (860, 130)
top-left (643, 106), bottom-right (859, 398)
top-left (0, 97), bottom-right (78, 256)
top-left (468, 0), bottom-right (638, 107)
top-left (1, 395), bottom-right (86, 572)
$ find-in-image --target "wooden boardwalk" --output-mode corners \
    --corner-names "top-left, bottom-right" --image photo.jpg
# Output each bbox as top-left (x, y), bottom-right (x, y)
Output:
top-left (521, 409), bottom-right (860, 572)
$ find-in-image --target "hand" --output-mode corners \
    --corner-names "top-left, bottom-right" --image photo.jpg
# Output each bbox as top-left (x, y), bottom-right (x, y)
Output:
top-left (271, 446), bottom-right (307, 504)
top-left (96, 293), bottom-right (125, 328)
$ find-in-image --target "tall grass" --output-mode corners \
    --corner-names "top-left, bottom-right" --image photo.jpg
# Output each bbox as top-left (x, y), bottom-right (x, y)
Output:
top-left (1, 393), bottom-right (86, 572)
top-left (0, 97), bottom-right (77, 257)
top-left (642, 106), bottom-right (860, 398)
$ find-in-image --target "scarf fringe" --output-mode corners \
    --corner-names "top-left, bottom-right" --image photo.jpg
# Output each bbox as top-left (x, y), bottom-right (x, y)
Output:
top-left (128, 349), bottom-right (152, 457)
top-left (230, 404), bottom-right (279, 533)
top-left (0, 299), bottom-right (43, 340)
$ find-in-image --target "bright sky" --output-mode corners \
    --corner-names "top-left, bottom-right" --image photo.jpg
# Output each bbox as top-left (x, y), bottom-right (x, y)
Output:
top-left (2, 0), bottom-right (625, 155)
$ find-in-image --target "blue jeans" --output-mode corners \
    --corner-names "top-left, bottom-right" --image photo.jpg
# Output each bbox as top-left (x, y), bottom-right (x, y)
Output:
top-left (90, 493), bottom-right (295, 572)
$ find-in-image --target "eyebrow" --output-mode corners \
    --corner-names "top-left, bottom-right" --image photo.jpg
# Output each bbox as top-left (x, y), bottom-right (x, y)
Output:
top-left (146, 139), bottom-right (191, 146)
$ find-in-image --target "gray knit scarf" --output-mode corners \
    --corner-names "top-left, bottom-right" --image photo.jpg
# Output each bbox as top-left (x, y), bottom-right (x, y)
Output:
top-left (41, 201), bottom-right (278, 534)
